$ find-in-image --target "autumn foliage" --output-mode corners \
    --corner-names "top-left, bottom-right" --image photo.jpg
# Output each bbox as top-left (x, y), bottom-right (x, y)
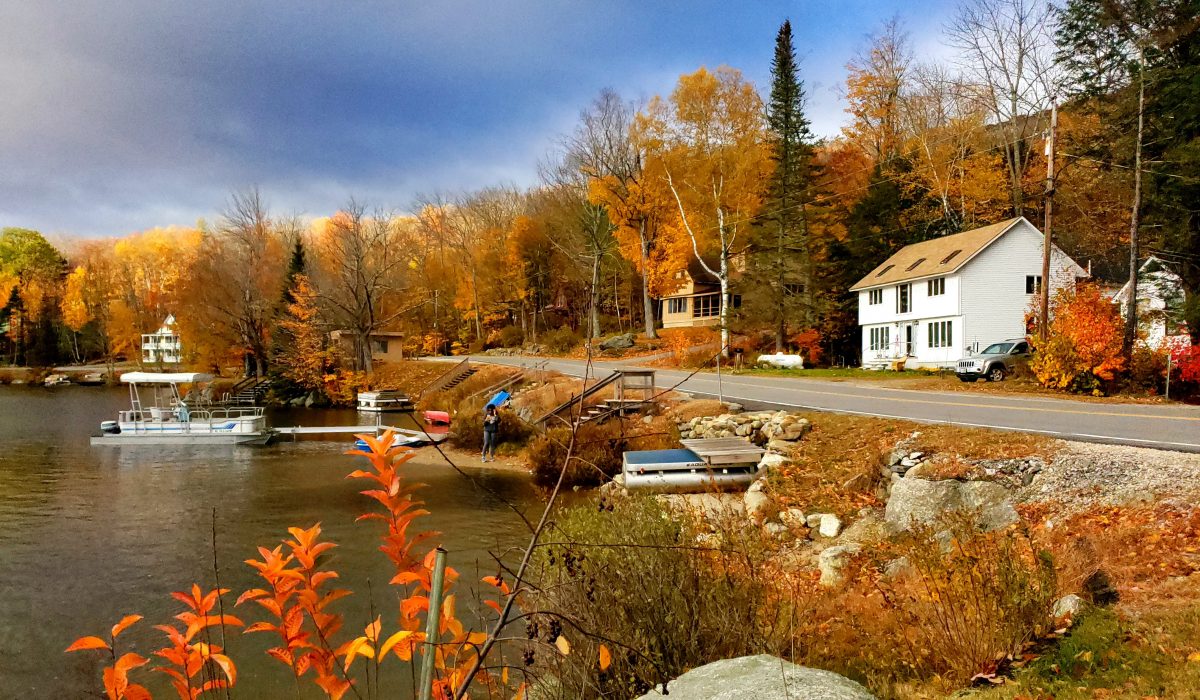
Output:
top-left (1030, 283), bottom-right (1126, 393)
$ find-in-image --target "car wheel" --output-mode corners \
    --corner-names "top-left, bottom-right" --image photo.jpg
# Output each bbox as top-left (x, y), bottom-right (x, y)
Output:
top-left (987, 365), bottom-right (1006, 382)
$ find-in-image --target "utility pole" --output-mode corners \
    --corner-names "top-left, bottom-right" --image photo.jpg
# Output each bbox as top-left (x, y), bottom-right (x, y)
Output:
top-left (1123, 45), bottom-right (1146, 358)
top-left (1040, 102), bottom-right (1057, 341)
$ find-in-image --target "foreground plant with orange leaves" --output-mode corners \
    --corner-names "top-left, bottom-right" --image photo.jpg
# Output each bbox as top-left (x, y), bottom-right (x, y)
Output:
top-left (68, 430), bottom-right (531, 699)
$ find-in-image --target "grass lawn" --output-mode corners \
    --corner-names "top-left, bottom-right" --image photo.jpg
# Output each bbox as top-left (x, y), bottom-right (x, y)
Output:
top-left (732, 366), bottom-right (940, 381)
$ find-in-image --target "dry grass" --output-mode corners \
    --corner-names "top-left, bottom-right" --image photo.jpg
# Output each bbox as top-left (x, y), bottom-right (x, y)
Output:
top-left (369, 359), bottom-right (451, 396)
top-left (666, 399), bottom-right (730, 422)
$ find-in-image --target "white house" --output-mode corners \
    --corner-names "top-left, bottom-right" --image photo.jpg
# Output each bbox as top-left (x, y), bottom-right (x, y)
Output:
top-left (1112, 256), bottom-right (1188, 348)
top-left (851, 217), bottom-right (1086, 369)
top-left (141, 314), bottom-right (182, 365)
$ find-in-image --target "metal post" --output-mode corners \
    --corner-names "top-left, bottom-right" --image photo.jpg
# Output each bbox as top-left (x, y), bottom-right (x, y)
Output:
top-left (716, 346), bottom-right (724, 404)
top-left (418, 548), bottom-right (448, 700)
top-left (1166, 350), bottom-right (1172, 400)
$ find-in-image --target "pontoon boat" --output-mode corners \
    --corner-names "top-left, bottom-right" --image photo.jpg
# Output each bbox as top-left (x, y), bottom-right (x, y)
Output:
top-left (90, 372), bottom-right (272, 446)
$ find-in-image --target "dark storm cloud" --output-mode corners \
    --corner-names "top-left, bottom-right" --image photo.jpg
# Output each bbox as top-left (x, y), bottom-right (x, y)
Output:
top-left (0, 0), bottom-right (954, 237)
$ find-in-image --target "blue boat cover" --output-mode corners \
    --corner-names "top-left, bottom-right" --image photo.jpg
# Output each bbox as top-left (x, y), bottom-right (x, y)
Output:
top-left (486, 391), bottom-right (510, 410)
top-left (623, 448), bottom-right (703, 465)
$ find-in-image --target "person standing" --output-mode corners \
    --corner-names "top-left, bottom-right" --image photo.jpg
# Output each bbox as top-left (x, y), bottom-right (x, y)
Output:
top-left (481, 404), bottom-right (500, 462)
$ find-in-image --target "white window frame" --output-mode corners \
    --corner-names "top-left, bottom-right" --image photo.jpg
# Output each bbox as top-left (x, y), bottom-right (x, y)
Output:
top-left (896, 283), bottom-right (912, 314)
top-left (868, 288), bottom-right (882, 305)
top-left (1026, 275), bottom-right (1042, 295)
top-left (927, 320), bottom-right (953, 348)
top-left (927, 277), bottom-right (945, 296)
top-left (869, 326), bottom-right (891, 352)
top-left (666, 298), bottom-right (687, 315)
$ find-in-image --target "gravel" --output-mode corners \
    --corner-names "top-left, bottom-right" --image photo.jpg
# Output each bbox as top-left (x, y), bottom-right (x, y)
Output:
top-left (1019, 441), bottom-right (1200, 510)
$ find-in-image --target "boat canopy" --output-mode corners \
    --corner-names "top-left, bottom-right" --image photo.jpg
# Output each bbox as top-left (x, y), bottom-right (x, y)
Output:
top-left (120, 372), bottom-right (214, 384)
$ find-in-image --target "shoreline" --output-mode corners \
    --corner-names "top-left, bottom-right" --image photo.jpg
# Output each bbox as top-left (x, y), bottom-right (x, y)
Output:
top-left (429, 444), bottom-right (531, 476)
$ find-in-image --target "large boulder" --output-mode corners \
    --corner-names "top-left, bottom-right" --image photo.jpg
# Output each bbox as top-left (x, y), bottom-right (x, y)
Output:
top-left (636, 654), bottom-right (875, 699)
top-left (818, 543), bottom-right (863, 587)
top-left (885, 478), bottom-right (1018, 532)
top-left (599, 332), bottom-right (636, 351)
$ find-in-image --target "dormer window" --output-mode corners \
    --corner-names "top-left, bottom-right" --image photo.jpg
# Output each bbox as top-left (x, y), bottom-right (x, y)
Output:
top-left (940, 250), bottom-right (962, 265)
top-left (875, 264), bottom-right (894, 278)
top-left (906, 257), bottom-right (926, 271)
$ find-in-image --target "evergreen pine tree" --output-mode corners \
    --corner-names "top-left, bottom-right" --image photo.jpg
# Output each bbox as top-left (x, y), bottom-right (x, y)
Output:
top-left (762, 19), bottom-right (817, 351)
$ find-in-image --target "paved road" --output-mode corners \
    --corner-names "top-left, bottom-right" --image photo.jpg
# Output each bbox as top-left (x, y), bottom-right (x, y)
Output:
top-left (465, 355), bottom-right (1200, 453)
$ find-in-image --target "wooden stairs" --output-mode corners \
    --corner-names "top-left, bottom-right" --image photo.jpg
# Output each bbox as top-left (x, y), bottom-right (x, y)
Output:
top-left (225, 376), bottom-right (272, 405)
top-left (418, 359), bottom-right (479, 398)
top-left (535, 369), bottom-right (656, 428)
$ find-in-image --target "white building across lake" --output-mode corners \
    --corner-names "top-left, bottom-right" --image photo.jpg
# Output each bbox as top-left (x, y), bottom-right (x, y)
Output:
top-left (851, 217), bottom-right (1086, 369)
top-left (141, 314), bottom-right (181, 365)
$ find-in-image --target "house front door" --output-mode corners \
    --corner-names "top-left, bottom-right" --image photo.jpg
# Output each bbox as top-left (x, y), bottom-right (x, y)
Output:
top-left (905, 324), bottom-right (916, 356)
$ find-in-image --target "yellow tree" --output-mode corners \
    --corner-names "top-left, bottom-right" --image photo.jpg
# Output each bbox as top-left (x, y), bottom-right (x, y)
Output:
top-left (276, 275), bottom-right (332, 391)
top-left (843, 19), bottom-right (911, 164)
top-left (638, 66), bottom-right (773, 354)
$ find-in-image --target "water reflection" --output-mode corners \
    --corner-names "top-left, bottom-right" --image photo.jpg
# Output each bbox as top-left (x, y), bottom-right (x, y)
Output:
top-left (0, 385), bottom-right (536, 697)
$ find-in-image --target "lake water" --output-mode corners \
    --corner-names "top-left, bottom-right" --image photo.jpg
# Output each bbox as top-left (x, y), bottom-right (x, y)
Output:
top-left (0, 384), bottom-right (537, 697)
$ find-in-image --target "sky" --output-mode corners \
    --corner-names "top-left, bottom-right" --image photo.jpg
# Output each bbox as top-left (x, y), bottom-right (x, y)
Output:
top-left (0, 0), bottom-right (959, 238)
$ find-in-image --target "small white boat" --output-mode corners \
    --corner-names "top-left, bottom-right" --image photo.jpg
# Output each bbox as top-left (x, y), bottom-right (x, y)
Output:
top-left (44, 374), bottom-right (71, 387)
top-left (353, 411), bottom-right (450, 451)
top-left (91, 372), bottom-right (273, 446)
top-left (357, 390), bottom-right (413, 413)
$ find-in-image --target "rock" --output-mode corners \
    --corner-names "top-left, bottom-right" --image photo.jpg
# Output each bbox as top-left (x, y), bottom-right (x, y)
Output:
top-left (725, 403), bottom-right (743, 414)
top-left (612, 473), bottom-right (626, 487)
top-left (838, 512), bottom-right (895, 545)
top-left (819, 513), bottom-right (843, 538)
top-left (303, 392), bottom-right (315, 408)
top-left (748, 477), bottom-right (767, 493)
top-left (658, 493), bottom-right (744, 521)
top-left (885, 478), bottom-right (1017, 533)
top-left (758, 452), bottom-right (789, 473)
top-left (598, 480), bottom-right (627, 500)
top-left (744, 489), bottom-right (772, 523)
top-left (887, 449), bottom-right (906, 467)
top-left (642, 415), bottom-right (654, 425)
top-left (764, 522), bottom-right (789, 538)
top-left (899, 457), bottom-right (917, 468)
top-left (598, 332), bottom-right (635, 350)
top-left (779, 508), bottom-right (807, 529)
top-left (909, 451), bottom-right (924, 460)
top-left (819, 544), bottom-right (863, 587)
top-left (735, 423), bottom-right (753, 437)
top-left (1053, 594), bottom-right (1085, 619)
top-left (766, 439), bottom-right (794, 454)
top-left (805, 513), bottom-right (823, 529)
top-left (636, 654), bottom-right (875, 700)
top-left (883, 556), bottom-right (910, 579)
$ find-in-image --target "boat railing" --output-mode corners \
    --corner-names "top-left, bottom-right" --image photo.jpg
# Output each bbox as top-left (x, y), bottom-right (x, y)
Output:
top-left (119, 406), bottom-right (265, 424)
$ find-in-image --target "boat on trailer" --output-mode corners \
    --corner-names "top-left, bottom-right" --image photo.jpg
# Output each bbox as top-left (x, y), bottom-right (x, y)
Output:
top-left (91, 372), bottom-right (272, 446)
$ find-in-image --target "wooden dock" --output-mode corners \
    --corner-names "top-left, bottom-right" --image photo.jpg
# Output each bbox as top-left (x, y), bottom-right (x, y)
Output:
top-left (679, 437), bottom-right (765, 466)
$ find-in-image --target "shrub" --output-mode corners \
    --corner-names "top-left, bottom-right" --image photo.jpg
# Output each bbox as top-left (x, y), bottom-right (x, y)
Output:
top-left (1172, 343), bottom-right (1200, 384)
top-left (489, 325), bottom-right (525, 348)
top-left (789, 328), bottom-right (823, 365)
top-left (1127, 343), bottom-right (1169, 393)
top-left (661, 327), bottom-right (719, 364)
top-left (876, 515), bottom-right (1058, 683)
top-left (528, 496), bottom-right (786, 697)
top-left (526, 420), bottom-right (674, 489)
top-left (1030, 284), bottom-right (1125, 393)
top-left (541, 327), bottom-right (581, 354)
top-left (448, 396), bottom-right (533, 451)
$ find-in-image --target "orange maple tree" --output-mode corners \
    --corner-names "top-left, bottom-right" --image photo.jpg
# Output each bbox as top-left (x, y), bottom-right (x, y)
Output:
top-left (1030, 283), bottom-right (1126, 392)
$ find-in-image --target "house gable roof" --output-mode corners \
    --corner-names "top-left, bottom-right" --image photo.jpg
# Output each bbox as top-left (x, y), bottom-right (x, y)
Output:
top-left (849, 217), bottom-right (1024, 291)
